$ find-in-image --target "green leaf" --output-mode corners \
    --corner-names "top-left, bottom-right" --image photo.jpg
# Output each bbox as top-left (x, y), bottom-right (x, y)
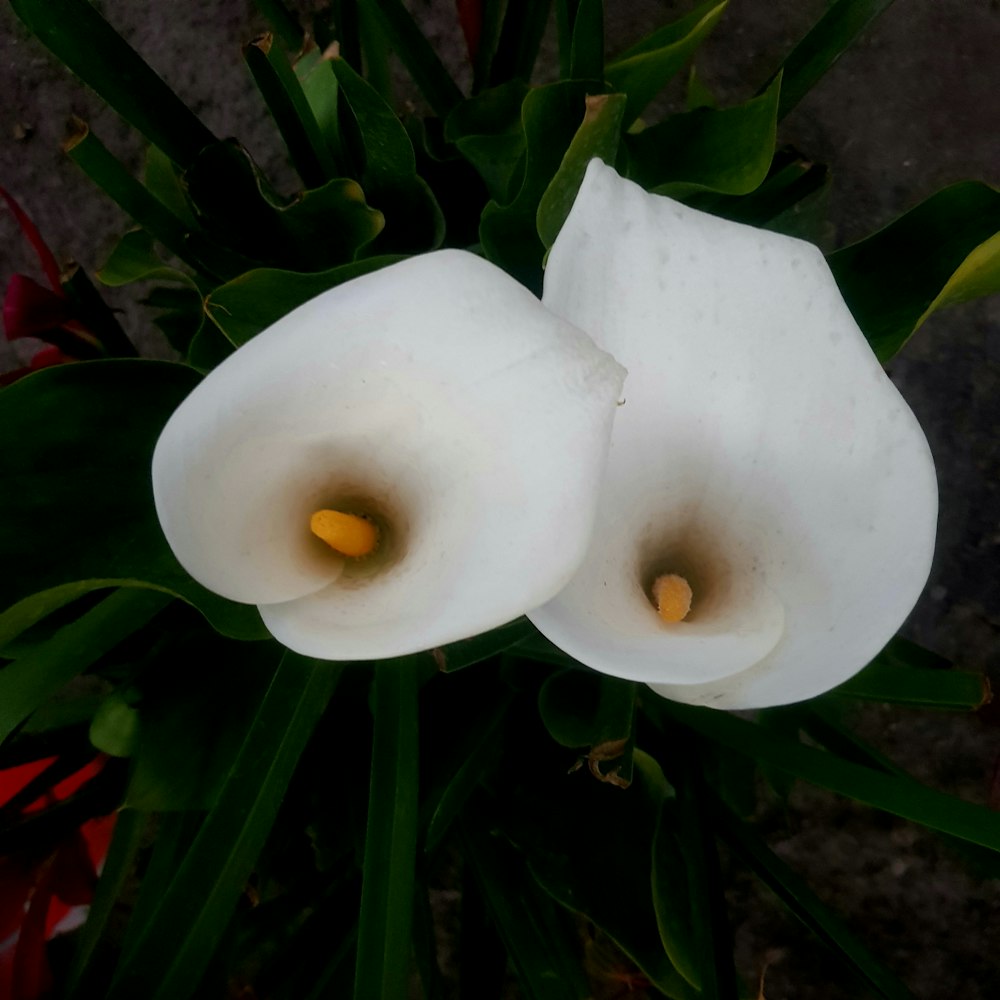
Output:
top-left (294, 49), bottom-right (346, 173)
top-left (445, 80), bottom-right (530, 202)
top-left (647, 699), bottom-right (1000, 853)
top-left (125, 636), bottom-right (281, 810)
top-left (767, 0), bottom-right (897, 120)
top-left (605, 0), bottom-right (727, 127)
top-left (490, 0), bottom-right (555, 85)
top-left (10, 0), bottom-right (215, 168)
top-left (429, 617), bottom-right (538, 674)
top-left (828, 655), bottom-right (988, 710)
top-left (713, 796), bottom-right (916, 999)
top-left (97, 229), bottom-right (191, 287)
top-left (245, 33), bottom-right (340, 189)
top-left (329, 54), bottom-right (444, 252)
top-left (187, 322), bottom-right (236, 373)
top-left (462, 816), bottom-right (591, 1000)
top-left (0, 361), bottom-right (267, 643)
top-left (422, 688), bottom-right (515, 853)
top-left (470, 0), bottom-right (506, 93)
top-left (827, 182), bottom-right (1000, 361)
top-left (651, 803), bottom-right (699, 988)
top-left (508, 751), bottom-right (697, 998)
top-left (626, 73), bottom-right (781, 197)
top-left (0, 589), bottom-right (170, 744)
top-left (66, 809), bottom-right (148, 997)
top-left (143, 284), bottom-right (206, 356)
top-left (685, 65), bottom-right (717, 110)
top-left (537, 668), bottom-right (636, 784)
top-left (204, 256), bottom-right (405, 345)
top-left (364, 0), bottom-right (464, 117)
top-left (252, 0), bottom-right (305, 52)
top-left (65, 123), bottom-right (247, 284)
top-left (569, 0), bottom-right (605, 81)
top-left (184, 140), bottom-right (385, 271)
top-left (537, 92), bottom-right (626, 250)
top-left (107, 653), bottom-right (341, 1000)
top-left (481, 81), bottom-right (605, 287)
top-left (144, 145), bottom-right (199, 228)
top-left (354, 664), bottom-right (420, 999)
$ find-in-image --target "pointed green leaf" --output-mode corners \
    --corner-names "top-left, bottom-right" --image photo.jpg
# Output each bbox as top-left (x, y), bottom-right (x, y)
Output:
top-left (252, 0), bottom-right (305, 52)
top-left (605, 0), bottom-right (727, 127)
top-left (481, 81), bottom-right (605, 287)
top-left (184, 140), bottom-right (384, 271)
top-left (204, 256), bottom-right (405, 344)
top-left (364, 0), bottom-right (463, 117)
top-left (97, 229), bottom-right (191, 287)
top-left (445, 80), bottom-right (530, 202)
top-left (767, 0), bottom-right (897, 119)
top-left (647, 699), bottom-right (1000, 853)
top-left (10, 0), bottom-right (215, 167)
top-left (490, 0), bottom-right (554, 85)
top-left (0, 361), bottom-right (267, 643)
top-left (537, 92), bottom-right (626, 249)
top-left (245, 33), bottom-right (340, 188)
top-left (107, 653), bottom-right (340, 1000)
top-left (462, 817), bottom-right (591, 1000)
top-left (828, 182), bottom-right (1000, 361)
top-left (65, 123), bottom-right (247, 284)
top-left (354, 664), bottom-right (420, 999)
top-left (626, 73), bottom-right (781, 197)
top-left (0, 589), bottom-right (170, 744)
top-left (713, 797), bottom-right (916, 999)
top-left (294, 49), bottom-right (346, 172)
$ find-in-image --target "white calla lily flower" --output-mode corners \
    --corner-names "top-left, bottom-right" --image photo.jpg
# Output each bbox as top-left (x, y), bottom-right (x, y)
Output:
top-left (153, 250), bottom-right (625, 660)
top-left (529, 160), bottom-right (938, 709)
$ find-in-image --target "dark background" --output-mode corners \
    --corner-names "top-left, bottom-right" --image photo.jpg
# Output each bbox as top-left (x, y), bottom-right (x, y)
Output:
top-left (2, 2), bottom-right (999, 997)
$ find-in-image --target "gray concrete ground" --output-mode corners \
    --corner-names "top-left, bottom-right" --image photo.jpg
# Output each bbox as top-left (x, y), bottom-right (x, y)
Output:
top-left (2, 1), bottom-right (1000, 997)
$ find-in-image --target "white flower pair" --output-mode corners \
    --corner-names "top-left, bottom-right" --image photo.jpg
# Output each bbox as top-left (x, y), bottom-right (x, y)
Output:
top-left (152, 161), bottom-right (937, 709)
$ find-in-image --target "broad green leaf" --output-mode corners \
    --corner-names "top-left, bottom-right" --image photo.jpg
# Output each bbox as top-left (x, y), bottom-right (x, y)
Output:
top-left (605, 0), bottom-right (727, 127)
top-left (626, 73), bottom-right (781, 197)
top-left (462, 817), bottom-right (591, 1000)
top-left (481, 81), bottom-right (605, 287)
top-left (66, 809), bottom-right (148, 997)
top-left (647, 699), bottom-right (1000, 853)
top-left (569, 0), bottom-right (605, 81)
top-left (187, 322), bottom-right (236, 372)
top-left (359, 0), bottom-right (393, 102)
top-left (0, 361), bottom-right (267, 642)
top-left (537, 92), bottom-right (626, 250)
top-left (125, 636), bottom-right (281, 810)
top-left (143, 284), bottom-right (206, 356)
top-left (766, 0), bottom-right (897, 120)
top-left (651, 803), bottom-right (699, 989)
top-left (10, 0), bottom-right (215, 168)
top-left (827, 182), bottom-right (1000, 361)
top-left (144, 145), bottom-right (199, 228)
top-left (204, 256), bottom-right (405, 345)
top-left (294, 49), bottom-right (345, 172)
top-left (685, 64), bottom-right (717, 110)
top-left (107, 653), bottom-right (340, 1000)
top-left (97, 229), bottom-right (191, 287)
top-left (445, 80), bottom-right (530, 202)
top-left (184, 140), bottom-right (384, 271)
top-left (364, 0), bottom-right (464, 117)
top-left (507, 751), bottom-right (697, 998)
top-left (329, 54), bottom-right (444, 252)
top-left (537, 668), bottom-right (636, 784)
top-left (252, 0), bottom-right (305, 52)
top-left (713, 797), bottom-right (916, 999)
top-left (0, 589), bottom-right (170, 744)
top-left (490, 0), bottom-right (554, 85)
top-left (65, 123), bottom-right (247, 283)
top-left (245, 33), bottom-right (340, 189)
top-left (354, 664), bottom-right (420, 1000)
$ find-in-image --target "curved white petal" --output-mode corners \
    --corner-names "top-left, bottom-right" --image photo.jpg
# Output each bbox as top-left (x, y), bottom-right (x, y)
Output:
top-left (529, 160), bottom-right (937, 709)
top-left (153, 249), bottom-right (625, 660)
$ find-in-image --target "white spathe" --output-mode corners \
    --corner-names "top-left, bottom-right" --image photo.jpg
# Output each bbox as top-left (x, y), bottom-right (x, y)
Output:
top-left (528, 160), bottom-right (938, 709)
top-left (153, 250), bottom-right (625, 660)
